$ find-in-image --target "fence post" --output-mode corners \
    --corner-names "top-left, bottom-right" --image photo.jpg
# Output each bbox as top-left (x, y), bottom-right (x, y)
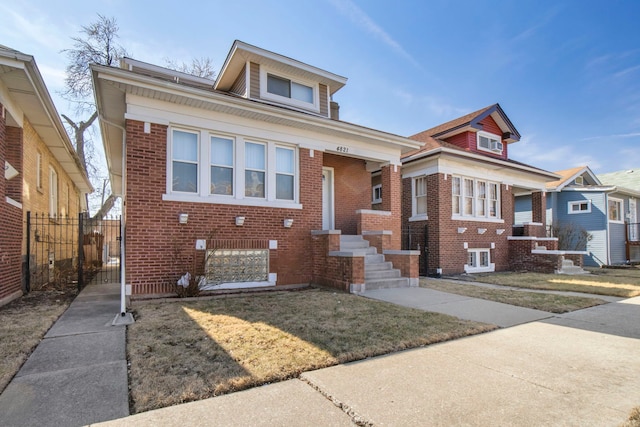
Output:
top-left (78, 213), bottom-right (84, 292)
top-left (26, 211), bottom-right (31, 293)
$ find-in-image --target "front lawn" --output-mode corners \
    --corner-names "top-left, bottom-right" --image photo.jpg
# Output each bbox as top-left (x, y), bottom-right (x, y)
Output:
top-left (127, 288), bottom-right (495, 413)
top-left (451, 267), bottom-right (640, 298)
top-left (0, 287), bottom-right (76, 393)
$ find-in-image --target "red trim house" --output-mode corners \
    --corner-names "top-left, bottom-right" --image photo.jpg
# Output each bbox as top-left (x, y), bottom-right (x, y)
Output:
top-left (92, 41), bottom-right (422, 297)
top-left (401, 104), bottom-right (559, 276)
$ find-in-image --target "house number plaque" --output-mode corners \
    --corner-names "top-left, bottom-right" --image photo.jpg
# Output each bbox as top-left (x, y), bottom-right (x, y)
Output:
top-left (336, 146), bottom-right (349, 153)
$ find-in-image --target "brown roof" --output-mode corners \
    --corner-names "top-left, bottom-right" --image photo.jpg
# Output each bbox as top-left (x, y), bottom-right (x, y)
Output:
top-left (410, 104), bottom-right (497, 141)
top-left (545, 166), bottom-right (587, 189)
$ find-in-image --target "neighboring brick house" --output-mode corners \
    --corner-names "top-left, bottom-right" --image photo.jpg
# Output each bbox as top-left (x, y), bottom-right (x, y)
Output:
top-left (400, 104), bottom-right (560, 276)
top-left (0, 46), bottom-right (92, 306)
top-left (92, 41), bottom-right (422, 297)
top-left (516, 166), bottom-right (640, 266)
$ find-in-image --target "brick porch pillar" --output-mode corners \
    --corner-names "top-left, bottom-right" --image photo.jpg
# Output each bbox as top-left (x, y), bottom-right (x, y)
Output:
top-left (531, 191), bottom-right (547, 230)
top-left (380, 164), bottom-right (402, 250)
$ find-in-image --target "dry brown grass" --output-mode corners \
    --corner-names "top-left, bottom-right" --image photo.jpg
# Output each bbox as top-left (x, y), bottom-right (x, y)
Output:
top-left (0, 288), bottom-right (76, 393)
top-left (621, 406), bottom-right (640, 427)
top-left (454, 267), bottom-right (640, 298)
top-left (421, 279), bottom-right (608, 313)
top-left (127, 288), bottom-right (496, 413)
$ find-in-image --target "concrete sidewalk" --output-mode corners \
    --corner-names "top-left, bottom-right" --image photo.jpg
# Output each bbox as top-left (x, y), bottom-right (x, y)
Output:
top-left (362, 287), bottom-right (554, 327)
top-left (94, 296), bottom-right (640, 426)
top-left (0, 280), bottom-right (130, 427)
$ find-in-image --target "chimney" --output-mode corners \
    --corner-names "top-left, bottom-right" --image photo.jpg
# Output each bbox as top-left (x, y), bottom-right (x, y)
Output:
top-left (330, 101), bottom-right (340, 120)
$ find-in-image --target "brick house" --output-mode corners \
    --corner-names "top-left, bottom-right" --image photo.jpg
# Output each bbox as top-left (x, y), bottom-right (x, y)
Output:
top-left (91, 41), bottom-right (422, 297)
top-left (0, 46), bottom-right (92, 306)
top-left (400, 104), bottom-right (560, 276)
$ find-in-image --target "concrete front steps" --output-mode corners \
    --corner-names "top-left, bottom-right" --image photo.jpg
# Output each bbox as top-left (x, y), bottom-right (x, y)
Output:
top-left (557, 258), bottom-right (588, 275)
top-left (340, 235), bottom-right (410, 290)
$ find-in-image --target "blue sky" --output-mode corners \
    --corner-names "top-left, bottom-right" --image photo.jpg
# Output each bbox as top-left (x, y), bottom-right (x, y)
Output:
top-left (2, 0), bottom-right (640, 180)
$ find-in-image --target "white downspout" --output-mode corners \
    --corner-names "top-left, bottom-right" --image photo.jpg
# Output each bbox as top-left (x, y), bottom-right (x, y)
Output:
top-left (99, 115), bottom-right (127, 317)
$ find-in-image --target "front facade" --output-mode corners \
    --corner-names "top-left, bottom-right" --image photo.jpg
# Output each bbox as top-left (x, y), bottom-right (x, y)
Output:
top-left (401, 105), bottom-right (559, 276)
top-left (516, 166), bottom-right (640, 266)
top-left (93, 41), bottom-right (421, 296)
top-left (0, 46), bottom-right (92, 306)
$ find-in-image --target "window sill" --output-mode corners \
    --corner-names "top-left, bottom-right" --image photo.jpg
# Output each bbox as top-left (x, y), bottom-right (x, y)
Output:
top-left (464, 263), bottom-right (496, 274)
top-left (609, 219), bottom-right (625, 224)
top-left (162, 193), bottom-right (303, 209)
top-left (451, 215), bottom-right (504, 224)
top-left (409, 214), bottom-right (428, 222)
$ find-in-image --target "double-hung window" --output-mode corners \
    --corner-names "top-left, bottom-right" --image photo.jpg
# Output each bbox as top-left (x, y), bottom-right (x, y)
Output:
top-left (172, 129), bottom-right (199, 193)
top-left (267, 74), bottom-right (314, 104)
top-left (275, 147), bottom-right (295, 200)
top-left (245, 142), bottom-right (266, 198)
top-left (477, 131), bottom-right (503, 154)
top-left (463, 178), bottom-right (474, 216)
top-left (452, 175), bottom-right (501, 221)
top-left (211, 136), bottom-right (234, 195)
top-left (414, 176), bottom-right (428, 217)
top-left (49, 166), bottom-right (58, 218)
top-left (372, 184), bottom-right (382, 204)
top-left (608, 198), bottom-right (623, 223)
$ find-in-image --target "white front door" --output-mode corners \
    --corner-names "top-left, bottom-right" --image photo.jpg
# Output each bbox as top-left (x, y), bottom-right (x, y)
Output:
top-left (322, 167), bottom-right (334, 230)
top-left (630, 198), bottom-right (637, 240)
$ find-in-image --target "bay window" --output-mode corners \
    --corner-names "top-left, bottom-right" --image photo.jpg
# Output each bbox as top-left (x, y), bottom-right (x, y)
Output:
top-left (452, 175), bottom-right (501, 221)
top-left (167, 127), bottom-right (298, 207)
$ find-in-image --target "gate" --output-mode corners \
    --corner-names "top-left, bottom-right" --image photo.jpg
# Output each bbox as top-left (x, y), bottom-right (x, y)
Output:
top-left (402, 223), bottom-right (429, 276)
top-left (25, 212), bottom-right (121, 293)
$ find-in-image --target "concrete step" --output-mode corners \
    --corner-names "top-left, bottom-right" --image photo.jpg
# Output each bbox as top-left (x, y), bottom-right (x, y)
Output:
top-left (365, 261), bottom-right (394, 272)
top-left (365, 269), bottom-right (401, 280)
top-left (340, 240), bottom-right (371, 250)
top-left (365, 254), bottom-right (385, 264)
top-left (364, 277), bottom-right (411, 290)
top-left (340, 235), bottom-right (366, 243)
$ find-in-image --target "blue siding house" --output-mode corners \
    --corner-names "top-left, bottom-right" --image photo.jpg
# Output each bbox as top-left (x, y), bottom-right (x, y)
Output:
top-left (514, 166), bottom-right (640, 266)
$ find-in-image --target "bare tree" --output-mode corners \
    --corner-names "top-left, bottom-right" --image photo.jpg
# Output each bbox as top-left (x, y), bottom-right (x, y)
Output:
top-left (164, 57), bottom-right (217, 79)
top-left (62, 14), bottom-right (128, 219)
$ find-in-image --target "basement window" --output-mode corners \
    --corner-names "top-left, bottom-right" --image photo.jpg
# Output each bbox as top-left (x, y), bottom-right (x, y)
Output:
top-left (464, 249), bottom-right (495, 273)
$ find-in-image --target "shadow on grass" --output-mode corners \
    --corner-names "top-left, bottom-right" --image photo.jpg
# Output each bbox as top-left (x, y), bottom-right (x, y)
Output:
top-left (127, 288), bottom-right (494, 413)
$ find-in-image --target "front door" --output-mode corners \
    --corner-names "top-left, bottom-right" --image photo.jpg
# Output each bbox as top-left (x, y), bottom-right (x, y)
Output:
top-left (322, 167), bottom-right (334, 230)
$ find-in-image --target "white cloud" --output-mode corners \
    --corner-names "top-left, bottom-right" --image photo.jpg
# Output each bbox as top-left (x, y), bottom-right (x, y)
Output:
top-left (0, 5), bottom-right (67, 51)
top-left (328, 0), bottom-right (421, 69)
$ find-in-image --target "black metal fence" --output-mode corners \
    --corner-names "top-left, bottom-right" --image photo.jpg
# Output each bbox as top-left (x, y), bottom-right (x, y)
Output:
top-left (24, 212), bottom-right (121, 293)
top-left (402, 223), bottom-right (429, 276)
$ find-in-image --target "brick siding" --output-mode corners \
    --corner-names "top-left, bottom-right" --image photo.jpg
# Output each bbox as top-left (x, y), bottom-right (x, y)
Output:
top-left (402, 173), bottom-right (514, 275)
top-left (0, 104), bottom-right (23, 305)
top-left (125, 120), bottom-right (342, 295)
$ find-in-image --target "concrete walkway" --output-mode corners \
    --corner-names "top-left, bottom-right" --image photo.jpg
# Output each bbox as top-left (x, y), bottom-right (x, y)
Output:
top-left (93, 295), bottom-right (640, 426)
top-left (3, 280), bottom-right (639, 426)
top-left (362, 287), bottom-right (554, 327)
top-left (0, 279), bottom-right (130, 427)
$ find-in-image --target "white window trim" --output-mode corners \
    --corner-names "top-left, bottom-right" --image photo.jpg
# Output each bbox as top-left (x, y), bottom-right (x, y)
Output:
top-left (410, 176), bottom-right (428, 221)
top-left (49, 166), bottom-right (58, 218)
top-left (568, 200), bottom-right (591, 214)
top-left (608, 197), bottom-right (624, 224)
top-left (260, 66), bottom-right (320, 112)
top-left (451, 175), bottom-right (502, 222)
top-left (464, 248), bottom-right (495, 273)
top-left (169, 128), bottom-right (200, 195)
top-left (166, 126), bottom-right (300, 209)
top-left (477, 131), bottom-right (503, 155)
top-left (210, 134), bottom-right (235, 197)
top-left (372, 184), bottom-right (382, 204)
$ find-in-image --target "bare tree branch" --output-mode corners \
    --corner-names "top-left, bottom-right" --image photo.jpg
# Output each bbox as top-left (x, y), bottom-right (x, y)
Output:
top-left (164, 56), bottom-right (217, 79)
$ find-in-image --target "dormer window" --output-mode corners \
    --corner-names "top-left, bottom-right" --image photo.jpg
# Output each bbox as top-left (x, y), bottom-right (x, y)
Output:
top-left (260, 68), bottom-right (319, 112)
top-left (267, 74), bottom-right (313, 103)
top-left (477, 131), bottom-right (503, 154)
